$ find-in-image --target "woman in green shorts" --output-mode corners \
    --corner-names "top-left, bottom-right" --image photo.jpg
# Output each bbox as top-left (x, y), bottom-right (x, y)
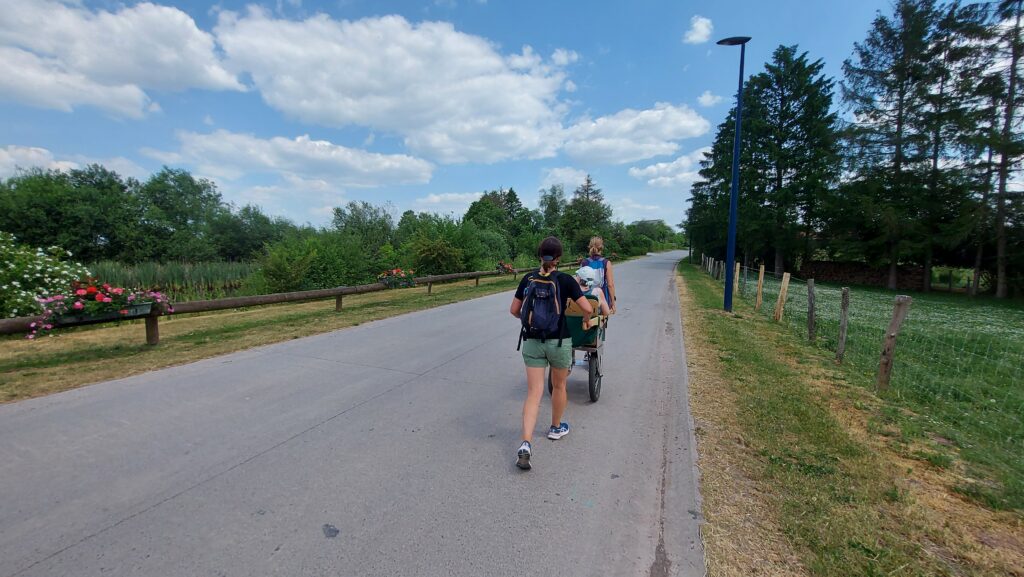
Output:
top-left (508, 236), bottom-right (593, 470)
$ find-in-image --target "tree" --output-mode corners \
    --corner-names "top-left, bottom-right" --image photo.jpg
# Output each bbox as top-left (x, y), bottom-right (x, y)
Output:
top-left (0, 165), bottom-right (142, 263)
top-left (209, 204), bottom-right (295, 261)
top-left (749, 45), bottom-right (841, 272)
top-left (138, 167), bottom-right (224, 261)
top-left (331, 201), bottom-right (395, 253)
top-left (561, 175), bottom-right (612, 255)
top-left (538, 184), bottom-right (566, 234)
top-left (841, 0), bottom-right (938, 289)
top-left (992, 0), bottom-right (1024, 297)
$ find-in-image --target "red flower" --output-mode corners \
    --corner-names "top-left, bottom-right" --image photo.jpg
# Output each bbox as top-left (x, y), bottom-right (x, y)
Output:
top-left (86, 286), bottom-right (98, 294)
top-left (94, 293), bottom-right (105, 301)
top-left (120, 309), bottom-right (129, 315)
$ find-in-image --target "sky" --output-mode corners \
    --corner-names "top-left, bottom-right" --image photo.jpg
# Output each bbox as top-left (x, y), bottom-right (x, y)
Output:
top-left (0, 0), bottom-right (892, 228)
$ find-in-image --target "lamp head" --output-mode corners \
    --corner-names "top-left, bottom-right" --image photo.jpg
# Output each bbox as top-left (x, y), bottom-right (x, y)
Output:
top-left (716, 36), bottom-right (752, 46)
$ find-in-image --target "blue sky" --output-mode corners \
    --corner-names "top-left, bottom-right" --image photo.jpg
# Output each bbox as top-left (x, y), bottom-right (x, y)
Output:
top-left (0, 0), bottom-right (889, 228)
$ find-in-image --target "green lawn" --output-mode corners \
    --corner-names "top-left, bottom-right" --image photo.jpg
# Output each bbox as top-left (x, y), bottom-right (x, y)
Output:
top-left (733, 268), bottom-right (1024, 510)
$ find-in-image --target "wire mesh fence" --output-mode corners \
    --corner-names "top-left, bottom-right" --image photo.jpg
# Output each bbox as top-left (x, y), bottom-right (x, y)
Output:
top-left (695, 255), bottom-right (1024, 506)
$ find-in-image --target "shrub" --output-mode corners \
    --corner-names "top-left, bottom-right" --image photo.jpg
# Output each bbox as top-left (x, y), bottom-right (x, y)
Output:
top-left (411, 235), bottom-right (464, 275)
top-left (260, 238), bottom-right (315, 293)
top-left (0, 232), bottom-right (92, 318)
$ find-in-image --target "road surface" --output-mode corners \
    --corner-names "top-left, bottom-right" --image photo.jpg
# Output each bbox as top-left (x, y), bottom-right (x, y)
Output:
top-left (0, 251), bottom-right (703, 577)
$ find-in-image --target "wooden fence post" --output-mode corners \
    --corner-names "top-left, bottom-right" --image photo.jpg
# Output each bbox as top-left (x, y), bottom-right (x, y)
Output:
top-left (773, 272), bottom-right (791, 322)
top-left (876, 295), bottom-right (912, 392)
top-left (733, 262), bottom-right (740, 295)
top-left (836, 287), bottom-right (850, 363)
top-left (807, 279), bottom-right (816, 341)
top-left (742, 263), bottom-right (749, 294)
top-left (145, 315), bottom-right (159, 346)
top-left (428, 282), bottom-right (433, 295)
top-left (335, 295), bottom-right (343, 311)
top-left (475, 276), bottom-right (480, 286)
top-left (755, 265), bottom-right (765, 311)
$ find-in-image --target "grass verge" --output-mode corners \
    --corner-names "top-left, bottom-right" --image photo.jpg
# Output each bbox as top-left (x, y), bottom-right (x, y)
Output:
top-left (0, 275), bottom-right (522, 403)
top-left (678, 263), bottom-right (1023, 577)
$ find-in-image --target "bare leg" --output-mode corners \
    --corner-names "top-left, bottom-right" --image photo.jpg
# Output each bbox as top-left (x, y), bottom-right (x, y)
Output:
top-left (550, 367), bottom-right (569, 426)
top-left (521, 366), bottom-right (546, 443)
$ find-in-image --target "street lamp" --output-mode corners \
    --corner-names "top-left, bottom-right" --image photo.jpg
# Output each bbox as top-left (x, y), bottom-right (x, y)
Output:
top-left (717, 35), bottom-right (751, 312)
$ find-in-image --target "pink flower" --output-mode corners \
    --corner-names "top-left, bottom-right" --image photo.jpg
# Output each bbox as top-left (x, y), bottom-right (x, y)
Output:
top-left (26, 334), bottom-right (35, 340)
top-left (112, 288), bottom-right (124, 295)
top-left (29, 322), bottom-right (37, 328)
top-left (75, 289), bottom-right (87, 296)
top-left (102, 297), bottom-right (112, 303)
top-left (72, 301), bottom-right (84, 310)
top-left (44, 324), bottom-right (52, 330)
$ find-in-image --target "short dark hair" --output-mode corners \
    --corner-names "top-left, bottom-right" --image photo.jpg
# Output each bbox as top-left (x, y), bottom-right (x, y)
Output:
top-left (538, 236), bottom-right (563, 262)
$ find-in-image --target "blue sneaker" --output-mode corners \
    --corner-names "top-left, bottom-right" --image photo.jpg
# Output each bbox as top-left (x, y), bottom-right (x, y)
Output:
top-left (516, 441), bottom-right (532, 470)
top-left (547, 422), bottom-right (570, 440)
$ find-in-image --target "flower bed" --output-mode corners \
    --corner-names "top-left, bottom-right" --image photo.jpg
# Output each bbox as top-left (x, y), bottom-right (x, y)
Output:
top-left (377, 268), bottom-right (416, 289)
top-left (495, 261), bottom-right (515, 275)
top-left (27, 280), bottom-right (173, 339)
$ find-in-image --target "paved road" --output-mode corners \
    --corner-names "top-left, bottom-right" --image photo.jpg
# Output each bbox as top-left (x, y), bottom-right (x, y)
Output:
top-left (0, 251), bottom-right (702, 577)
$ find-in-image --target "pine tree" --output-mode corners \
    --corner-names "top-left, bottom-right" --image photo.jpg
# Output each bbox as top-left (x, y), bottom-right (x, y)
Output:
top-left (841, 0), bottom-right (938, 289)
top-left (561, 175), bottom-right (612, 255)
top-left (749, 45), bottom-right (841, 272)
top-left (992, 0), bottom-right (1024, 297)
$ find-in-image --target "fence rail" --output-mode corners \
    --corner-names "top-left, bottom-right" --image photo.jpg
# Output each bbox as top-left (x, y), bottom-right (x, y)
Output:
top-left (0, 265), bottom-right (568, 343)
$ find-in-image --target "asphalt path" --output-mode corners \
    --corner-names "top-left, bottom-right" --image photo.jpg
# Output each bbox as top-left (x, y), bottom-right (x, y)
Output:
top-left (0, 251), bottom-right (703, 577)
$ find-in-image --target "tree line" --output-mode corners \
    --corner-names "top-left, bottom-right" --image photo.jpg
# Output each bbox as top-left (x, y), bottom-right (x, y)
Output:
top-left (686, 0), bottom-right (1023, 297)
top-left (0, 166), bottom-right (681, 293)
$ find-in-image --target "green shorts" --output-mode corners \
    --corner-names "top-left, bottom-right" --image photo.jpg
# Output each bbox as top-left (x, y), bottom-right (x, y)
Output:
top-left (521, 338), bottom-right (572, 369)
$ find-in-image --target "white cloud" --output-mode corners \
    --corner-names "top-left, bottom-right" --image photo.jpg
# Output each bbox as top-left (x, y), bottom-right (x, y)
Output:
top-left (0, 145), bottom-right (148, 180)
top-left (613, 197), bottom-right (670, 225)
top-left (563, 102), bottom-right (710, 164)
top-left (551, 48), bottom-right (579, 67)
top-left (214, 10), bottom-right (573, 163)
top-left (146, 130), bottom-right (434, 188)
top-left (683, 15), bottom-right (713, 44)
top-left (0, 145), bottom-right (77, 178)
top-left (0, 0), bottom-right (242, 117)
top-left (628, 146), bottom-right (710, 188)
top-left (0, 47), bottom-right (151, 118)
top-left (413, 192), bottom-right (482, 214)
top-left (540, 167), bottom-right (588, 191)
top-left (697, 90), bottom-right (722, 107)
top-left (224, 175), bottom-right (348, 226)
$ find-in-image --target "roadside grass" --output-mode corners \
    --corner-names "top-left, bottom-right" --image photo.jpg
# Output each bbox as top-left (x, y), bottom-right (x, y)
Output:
top-left (678, 263), bottom-right (1023, 577)
top-left (0, 274), bottom-right (522, 402)
top-left (747, 273), bottom-right (1024, 511)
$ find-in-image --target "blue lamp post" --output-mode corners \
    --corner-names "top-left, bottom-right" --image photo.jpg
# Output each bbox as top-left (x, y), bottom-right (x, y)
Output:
top-left (717, 35), bottom-right (751, 312)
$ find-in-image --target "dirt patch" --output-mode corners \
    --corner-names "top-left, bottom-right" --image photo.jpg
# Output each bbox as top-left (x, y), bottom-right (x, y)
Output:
top-left (677, 272), bottom-right (806, 577)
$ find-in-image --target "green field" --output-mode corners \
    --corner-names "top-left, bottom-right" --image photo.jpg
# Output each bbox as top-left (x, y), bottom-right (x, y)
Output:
top-left (729, 268), bottom-right (1024, 510)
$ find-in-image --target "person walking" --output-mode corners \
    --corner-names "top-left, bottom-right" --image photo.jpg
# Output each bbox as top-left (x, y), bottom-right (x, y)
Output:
top-left (509, 236), bottom-right (593, 470)
top-left (579, 236), bottom-right (616, 314)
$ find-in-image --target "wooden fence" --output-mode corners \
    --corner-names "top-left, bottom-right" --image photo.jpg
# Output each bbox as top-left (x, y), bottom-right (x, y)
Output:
top-left (698, 254), bottom-right (914, 392)
top-left (0, 265), bottom-right (569, 345)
